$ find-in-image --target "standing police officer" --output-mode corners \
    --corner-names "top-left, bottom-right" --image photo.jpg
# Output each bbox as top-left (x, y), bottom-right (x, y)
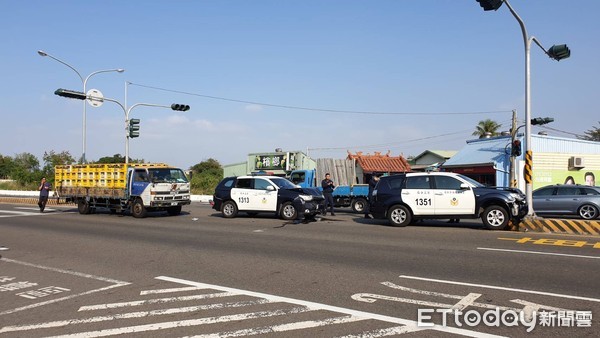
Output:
top-left (321, 173), bottom-right (335, 216)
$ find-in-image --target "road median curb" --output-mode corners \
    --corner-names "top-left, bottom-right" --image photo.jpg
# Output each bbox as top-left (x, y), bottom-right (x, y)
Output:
top-left (519, 217), bottom-right (600, 236)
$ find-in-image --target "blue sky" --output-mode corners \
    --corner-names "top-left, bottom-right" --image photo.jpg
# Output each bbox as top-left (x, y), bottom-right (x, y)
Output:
top-left (1, 1), bottom-right (598, 170)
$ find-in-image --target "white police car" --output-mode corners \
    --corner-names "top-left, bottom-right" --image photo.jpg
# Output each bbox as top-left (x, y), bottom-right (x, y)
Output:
top-left (370, 172), bottom-right (528, 229)
top-left (212, 175), bottom-right (324, 220)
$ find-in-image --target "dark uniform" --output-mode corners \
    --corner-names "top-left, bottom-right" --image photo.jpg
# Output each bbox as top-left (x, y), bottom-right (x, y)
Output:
top-left (321, 174), bottom-right (335, 216)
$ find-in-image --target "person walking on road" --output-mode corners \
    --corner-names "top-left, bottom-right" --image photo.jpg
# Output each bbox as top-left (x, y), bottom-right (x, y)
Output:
top-left (38, 177), bottom-right (51, 212)
top-left (364, 174), bottom-right (380, 219)
top-left (321, 173), bottom-right (335, 216)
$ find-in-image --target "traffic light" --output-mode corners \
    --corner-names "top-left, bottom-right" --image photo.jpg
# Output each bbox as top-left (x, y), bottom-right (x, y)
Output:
top-left (476, 0), bottom-right (503, 11)
top-left (54, 88), bottom-right (87, 100)
top-left (128, 118), bottom-right (140, 138)
top-left (531, 117), bottom-right (554, 125)
top-left (511, 139), bottom-right (522, 157)
top-left (547, 44), bottom-right (571, 61)
top-left (171, 104), bottom-right (190, 111)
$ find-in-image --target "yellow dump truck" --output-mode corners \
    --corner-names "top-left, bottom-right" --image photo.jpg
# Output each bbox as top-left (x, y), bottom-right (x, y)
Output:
top-left (54, 163), bottom-right (191, 217)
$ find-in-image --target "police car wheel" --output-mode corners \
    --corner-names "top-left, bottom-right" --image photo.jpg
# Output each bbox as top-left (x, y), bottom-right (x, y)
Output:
top-left (387, 205), bottom-right (410, 227)
top-left (482, 205), bottom-right (509, 230)
top-left (222, 201), bottom-right (238, 218)
top-left (280, 202), bottom-right (297, 220)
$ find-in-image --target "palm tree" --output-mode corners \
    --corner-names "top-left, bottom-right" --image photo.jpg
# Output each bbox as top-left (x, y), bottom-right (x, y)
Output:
top-left (578, 121), bottom-right (600, 141)
top-left (472, 119), bottom-right (502, 138)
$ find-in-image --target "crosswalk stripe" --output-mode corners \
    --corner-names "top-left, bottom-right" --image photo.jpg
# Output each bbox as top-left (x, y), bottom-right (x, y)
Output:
top-left (336, 325), bottom-right (424, 338)
top-left (0, 299), bottom-right (274, 334)
top-left (46, 306), bottom-right (312, 338)
top-left (140, 286), bottom-right (204, 295)
top-left (185, 315), bottom-right (366, 338)
top-left (78, 292), bottom-right (236, 311)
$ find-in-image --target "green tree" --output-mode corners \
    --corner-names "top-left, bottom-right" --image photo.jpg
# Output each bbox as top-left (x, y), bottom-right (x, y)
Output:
top-left (578, 121), bottom-right (600, 141)
top-left (189, 158), bottom-right (223, 195)
top-left (472, 119), bottom-right (502, 138)
top-left (11, 152), bottom-right (40, 185)
top-left (95, 154), bottom-right (144, 164)
top-left (0, 155), bottom-right (15, 179)
top-left (42, 150), bottom-right (75, 179)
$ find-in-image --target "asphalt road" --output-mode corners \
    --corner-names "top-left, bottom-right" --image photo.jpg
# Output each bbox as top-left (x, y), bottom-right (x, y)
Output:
top-left (0, 202), bottom-right (598, 337)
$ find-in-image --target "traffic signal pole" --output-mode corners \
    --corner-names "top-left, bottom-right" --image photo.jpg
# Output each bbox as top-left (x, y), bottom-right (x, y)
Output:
top-left (54, 89), bottom-right (190, 165)
top-left (476, 0), bottom-right (570, 218)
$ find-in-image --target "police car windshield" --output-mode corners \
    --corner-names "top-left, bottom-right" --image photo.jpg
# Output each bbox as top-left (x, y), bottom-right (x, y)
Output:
top-left (458, 174), bottom-right (485, 188)
top-left (270, 177), bottom-right (298, 189)
top-left (150, 169), bottom-right (189, 183)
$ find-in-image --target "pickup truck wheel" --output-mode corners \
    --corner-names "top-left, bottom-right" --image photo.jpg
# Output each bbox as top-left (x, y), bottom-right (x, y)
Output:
top-left (131, 198), bottom-right (147, 218)
top-left (167, 205), bottom-right (182, 216)
top-left (482, 205), bottom-right (509, 230)
top-left (387, 205), bottom-right (411, 227)
top-left (578, 204), bottom-right (598, 220)
top-left (222, 201), bottom-right (238, 218)
top-left (77, 199), bottom-right (91, 215)
top-left (280, 202), bottom-right (297, 220)
top-left (351, 198), bottom-right (368, 213)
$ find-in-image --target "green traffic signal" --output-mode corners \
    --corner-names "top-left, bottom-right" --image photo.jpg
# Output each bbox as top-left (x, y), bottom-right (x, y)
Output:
top-left (128, 118), bottom-right (140, 138)
top-left (547, 44), bottom-right (571, 61)
top-left (476, 0), bottom-right (503, 11)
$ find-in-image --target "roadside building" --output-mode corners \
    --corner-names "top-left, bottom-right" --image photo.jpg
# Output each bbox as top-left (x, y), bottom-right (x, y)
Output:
top-left (346, 151), bottom-right (411, 183)
top-left (223, 150), bottom-right (411, 183)
top-left (408, 150), bottom-right (457, 172)
top-left (442, 134), bottom-right (600, 189)
top-left (223, 150), bottom-right (315, 177)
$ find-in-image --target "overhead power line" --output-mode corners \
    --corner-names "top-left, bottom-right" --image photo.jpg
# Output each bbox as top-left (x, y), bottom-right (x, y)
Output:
top-left (129, 82), bottom-right (512, 116)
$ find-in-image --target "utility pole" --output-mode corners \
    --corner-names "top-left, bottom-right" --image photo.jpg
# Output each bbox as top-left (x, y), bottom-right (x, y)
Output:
top-left (509, 110), bottom-right (518, 187)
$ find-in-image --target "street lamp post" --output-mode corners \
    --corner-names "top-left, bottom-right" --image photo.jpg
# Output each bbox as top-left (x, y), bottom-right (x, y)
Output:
top-left (54, 89), bottom-right (189, 165)
top-left (37, 50), bottom-right (124, 163)
top-left (475, 0), bottom-right (570, 217)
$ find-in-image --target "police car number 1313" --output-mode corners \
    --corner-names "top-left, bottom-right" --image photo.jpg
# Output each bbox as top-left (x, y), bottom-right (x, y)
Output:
top-left (239, 197), bottom-right (250, 203)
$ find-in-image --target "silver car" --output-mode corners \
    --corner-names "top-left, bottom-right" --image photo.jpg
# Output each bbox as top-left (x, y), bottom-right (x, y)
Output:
top-left (532, 184), bottom-right (600, 220)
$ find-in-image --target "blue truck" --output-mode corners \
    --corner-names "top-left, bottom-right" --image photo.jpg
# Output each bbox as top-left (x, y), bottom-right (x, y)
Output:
top-left (288, 158), bottom-right (370, 213)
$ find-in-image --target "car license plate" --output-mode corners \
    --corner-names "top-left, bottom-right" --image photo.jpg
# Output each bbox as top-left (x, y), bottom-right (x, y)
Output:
top-left (171, 202), bottom-right (178, 206)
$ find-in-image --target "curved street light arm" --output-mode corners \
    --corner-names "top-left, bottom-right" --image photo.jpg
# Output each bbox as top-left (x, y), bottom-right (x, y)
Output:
top-left (37, 50), bottom-right (84, 83)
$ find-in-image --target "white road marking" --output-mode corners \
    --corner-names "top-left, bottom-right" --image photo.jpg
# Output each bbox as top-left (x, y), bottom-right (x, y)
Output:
top-left (451, 293), bottom-right (481, 311)
top-left (379, 282), bottom-right (520, 311)
top-left (185, 315), bottom-right (365, 338)
top-left (478, 246), bottom-right (600, 260)
top-left (0, 299), bottom-right (274, 334)
top-left (0, 258), bottom-right (129, 316)
top-left (336, 325), bottom-right (424, 338)
top-left (140, 286), bottom-right (204, 295)
top-left (47, 306), bottom-right (312, 338)
top-left (78, 292), bottom-right (236, 311)
top-left (399, 275), bottom-right (600, 303)
top-left (156, 276), bottom-right (504, 338)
